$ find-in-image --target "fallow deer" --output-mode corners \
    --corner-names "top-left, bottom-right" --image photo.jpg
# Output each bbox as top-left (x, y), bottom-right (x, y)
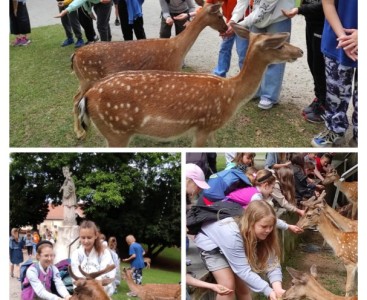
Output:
top-left (68, 264), bottom-right (115, 300)
top-left (144, 257), bottom-right (151, 269)
top-left (300, 191), bottom-right (357, 232)
top-left (297, 204), bottom-right (357, 296)
top-left (72, 1), bottom-right (227, 139)
top-left (122, 267), bottom-right (181, 300)
top-left (75, 24), bottom-right (303, 147)
top-left (322, 169), bottom-right (358, 220)
top-left (283, 265), bottom-right (358, 300)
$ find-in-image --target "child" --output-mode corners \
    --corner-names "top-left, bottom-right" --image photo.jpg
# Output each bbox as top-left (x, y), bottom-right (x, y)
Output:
top-left (123, 235), bottom-right (146, 297)
top-left (23, 240), bottom-right (71, 300)
top-left (225, 152), bottom-right (256, 171)
top-left (9, 0), bottom-right (31, 46)
top-left (282, 1), bottom-right (326, 123)
top-left (225, 169), bottom-right (302, 233)
top-left (25, 232), bottom-right (34, 258)
top-left (70, 220), bottom-right (116, 296)
top-left (194, 200), bottom-right (286, 300)
top-left (108, 236), bottom-right (121, 290)
top-left (311, 0), bottom-right (358, 147)
top-left (118, 0), bottom-right (146, 40)
top-left (9, 228), bottom-right (25, 278)
top-left (186, 163), bottom-right (210, 205)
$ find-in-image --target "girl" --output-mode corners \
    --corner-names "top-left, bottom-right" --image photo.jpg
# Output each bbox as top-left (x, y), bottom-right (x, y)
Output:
top-left (25, 231), bottom-right (34, 258)
top-left (9, 0), bottom-right (31, 46)
top-left (108, 236), bottom-right (121, 289)
top-left (70, 220), bottom-right (116, 296)
top-left (186, 163), bottom-right (210, 206)
top-left (194, 200), bottom-right (285, 300)
top-left (225, 169), bottom-right (302, 233)
top-left (272, 167), bottom-right (305, 216)
top-left (23, 240), bottom-right (71, 300)
top-left (9, 228), bottom-right (25, 278)
top-left (225, 152), bottom-right (256, 171)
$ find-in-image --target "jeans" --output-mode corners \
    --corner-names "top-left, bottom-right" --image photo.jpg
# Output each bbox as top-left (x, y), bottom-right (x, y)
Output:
top-left (251, 18), bottom-right (292, 103)
top-left (213, 33), bottom-right (249, 77)
top-left (60, 6), bottom-right (83, 40)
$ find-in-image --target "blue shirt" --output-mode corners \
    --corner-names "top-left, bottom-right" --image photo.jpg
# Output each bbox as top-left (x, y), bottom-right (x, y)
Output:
top-left (321, 0), bottom-right (358, 68)
top-left (129, 242), bottom-right (145, 269)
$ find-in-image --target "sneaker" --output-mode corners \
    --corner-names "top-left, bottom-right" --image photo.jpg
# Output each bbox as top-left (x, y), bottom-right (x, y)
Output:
top-left (258, 98), bottom-right (278, 110)
top-left (12, 37), bottom-right (22, 46)
top-left (18, 37), bottom-right (31, 46)
top-left (126, 292), bottom-right (137, 297)
top-left (348, 137), bottom-right (358, 147)
top-left (311, 129), bottom-right (345, 147)
top-left (302, 97), bottom-right (319, 115)
top-left (74, 38), bottom-right (85, 48)
top-left (304, 111), bottom-right (324, 123)
top-left (61, 38), bottom-right (74, 47)
top-left (115, 18), bottom-right (120, 26)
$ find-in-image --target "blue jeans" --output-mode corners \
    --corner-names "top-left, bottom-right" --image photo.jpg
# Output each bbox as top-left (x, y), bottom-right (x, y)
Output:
top-left (251, 18), bottom-right (292, 103)
top-left (213, 33), bottom-right (249, 78)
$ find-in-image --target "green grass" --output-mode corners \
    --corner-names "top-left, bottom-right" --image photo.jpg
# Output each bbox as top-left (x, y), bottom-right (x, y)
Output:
top-left (10, 25), bottom-right (324, 147)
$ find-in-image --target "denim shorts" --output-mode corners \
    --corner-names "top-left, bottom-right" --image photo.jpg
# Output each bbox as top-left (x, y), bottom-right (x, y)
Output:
top-left (200, 248), bottom-right (230, 272)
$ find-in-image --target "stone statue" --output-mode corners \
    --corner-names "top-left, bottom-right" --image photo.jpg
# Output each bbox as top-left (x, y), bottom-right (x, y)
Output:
top-left (59, 166), bottom-right (77, 226)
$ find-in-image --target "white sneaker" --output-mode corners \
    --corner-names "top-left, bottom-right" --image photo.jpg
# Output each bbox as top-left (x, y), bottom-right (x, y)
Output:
top-left (258, 98), bottom-right (277, 110)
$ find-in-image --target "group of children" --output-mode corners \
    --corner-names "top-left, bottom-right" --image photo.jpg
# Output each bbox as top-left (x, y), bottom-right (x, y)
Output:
top-left (186, 152), bottom-right (333, 299)
top-left (10, 220), bottom-right (147, 299)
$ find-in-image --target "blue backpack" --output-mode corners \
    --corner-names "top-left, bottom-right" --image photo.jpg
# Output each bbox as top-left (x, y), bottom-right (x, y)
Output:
top-left (20, 258), bottom-right (37, 290)
top-left (203, 168), bottom-right (252, 202)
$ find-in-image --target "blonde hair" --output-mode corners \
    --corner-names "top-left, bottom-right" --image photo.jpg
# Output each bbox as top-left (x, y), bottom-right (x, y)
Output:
top-left (254, 169), bottom-right (276, 187)
top-left (239, 201), bottom-right (280, 273)
top-left (108, 236), bottom-right (118, 251)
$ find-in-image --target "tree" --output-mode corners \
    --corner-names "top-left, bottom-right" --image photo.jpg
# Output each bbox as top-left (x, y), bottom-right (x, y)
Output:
top-left (9, 153), bottom-right (181, 256)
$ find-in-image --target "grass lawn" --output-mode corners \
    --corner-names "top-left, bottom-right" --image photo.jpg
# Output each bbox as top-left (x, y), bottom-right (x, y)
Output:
top-left (10, 25), bottom-right (324, 148)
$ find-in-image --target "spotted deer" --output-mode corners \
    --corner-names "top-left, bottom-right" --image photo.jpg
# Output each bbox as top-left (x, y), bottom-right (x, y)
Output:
top-left (68, 264), bottom-right (115, 300)
top-left (75, 24), bottom-right (303, 146)
top-left (283, 265), bottom-right (358, 300)
top-left (72, 1), bottom-right (227, 139)
top-left (122, 268), bottom-right (181, 300)
top-left (144, 257), bottom-right (151, 269)
top-left (297, 200), bottom-right (358, 296)
top-left (301, 192), bottom-right (357, 232)
top-left (322, 169), bottom-right (358, 220)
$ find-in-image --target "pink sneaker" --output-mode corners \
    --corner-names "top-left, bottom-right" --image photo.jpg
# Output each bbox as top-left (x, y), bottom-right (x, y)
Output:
top-left (18, 37), bottom-right (31, 46)
top-left (12, 37), bottom-right (22, 46)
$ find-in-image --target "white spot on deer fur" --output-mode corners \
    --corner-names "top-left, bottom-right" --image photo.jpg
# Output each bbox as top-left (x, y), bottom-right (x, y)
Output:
top-left (123, 120), bottom-right (128, 126)
top-left (105, 111), bottom-right (109, 116)
top-left (114, 105), bottom-right (118, 110)
top-left (126, 85), bottom-right (131, 91)
top-left (99, 88), bottom-right (103, 94)
top-left (126, 103), bottom-right (131, 108)
top-left (107, 102), bottom-right (111, 108)
top-left (115, 116), bottom-right (119, 121)
top-left (120, 104), bottom-right (124, 108)
top-left (135, 107), bottom-right (139, 113)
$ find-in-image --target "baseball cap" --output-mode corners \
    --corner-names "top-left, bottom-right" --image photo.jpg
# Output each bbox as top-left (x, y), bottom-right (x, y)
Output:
top-left (186, 163), bottom-right (210, 189)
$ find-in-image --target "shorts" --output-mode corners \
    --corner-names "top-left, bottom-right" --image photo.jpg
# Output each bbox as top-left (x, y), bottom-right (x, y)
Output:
top-left (200, 248), bottom-right (230, 272)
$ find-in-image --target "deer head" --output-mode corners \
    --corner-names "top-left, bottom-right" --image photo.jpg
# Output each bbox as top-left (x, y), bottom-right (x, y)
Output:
top-left (322, 169), bottom-right (340, 185)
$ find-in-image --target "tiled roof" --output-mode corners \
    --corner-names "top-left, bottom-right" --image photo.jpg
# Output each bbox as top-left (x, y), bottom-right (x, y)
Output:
top-left (46, 204), bottom-right (85, 220)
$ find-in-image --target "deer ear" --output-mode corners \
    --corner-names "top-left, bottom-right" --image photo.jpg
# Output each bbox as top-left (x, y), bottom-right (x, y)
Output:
top-left (310, 265), bottom-right (318, 278)
top-left (262, 33), bottom-right (290, 49)
top-left (209, 3), bottom-right (222, 13)
top-left (231, 23), bottom-right (250, 40)
top-left (194, 0), bottom-right (205, 6)
top-left (286, 267), bottom-right (303, 280)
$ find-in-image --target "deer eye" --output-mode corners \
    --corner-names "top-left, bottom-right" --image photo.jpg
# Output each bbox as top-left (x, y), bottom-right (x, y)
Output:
top-left (276, 45), bottom-right (284, 50)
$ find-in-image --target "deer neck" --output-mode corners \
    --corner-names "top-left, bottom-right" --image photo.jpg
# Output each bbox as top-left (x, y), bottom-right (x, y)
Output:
top-left (174, 13), bottom-right (210, 58)
top-left (125, 272), bottom-right (142, 295)
top-left (317, 212), bottom-right (343, 252)
top-left (306, 279), bottom-right (347, 300)
top-left (229, 43), bottom-right (269, 106)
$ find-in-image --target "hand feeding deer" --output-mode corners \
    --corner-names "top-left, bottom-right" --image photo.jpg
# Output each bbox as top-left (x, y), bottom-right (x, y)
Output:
top-left (68, 264), bottom-right (115, 300)
top-left (322, 169), bottom-right (358, 220)
top-left (297, 194), bottom-right (358, 296)
top-left (283, 265), bottom-right (358, 300)
top-left (75, 24), bottom-right (303, 147)
top-left (122, 267), bottom-right (181, 300)
top-left (72, 1), bottom-right (227, 140)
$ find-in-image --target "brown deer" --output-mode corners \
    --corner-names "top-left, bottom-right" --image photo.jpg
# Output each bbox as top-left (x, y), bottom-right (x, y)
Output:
top-left (72, 1), bottom-right (227, 139)
top-left (144, 257), bottom-right (151, 269)
top-left (122, 267), bottom-right (181, 300)
top-left (300, 191), bottom-right (357, 232)
top-left (68, 264), bottom-right (115, 300)
top-left (75, 24), bottom-right (303, 146)
top-left (297, 204), bottom-right (357, 296)
top-left (283, 265), bottom-right (358, 300)
top-left (322, 169), bottom-right (358, 220)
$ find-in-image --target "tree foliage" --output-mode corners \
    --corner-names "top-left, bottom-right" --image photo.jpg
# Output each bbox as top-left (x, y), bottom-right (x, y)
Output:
top-left (9, 153), bottom-right (181, 256)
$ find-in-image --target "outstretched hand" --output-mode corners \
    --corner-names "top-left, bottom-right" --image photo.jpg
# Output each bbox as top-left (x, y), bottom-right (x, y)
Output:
top-left (288, 224), bottom-right (304, 234)
top-left (211, 284), bottom-right (233, 295)
top-left (281, 8), bottom-right (298, 19)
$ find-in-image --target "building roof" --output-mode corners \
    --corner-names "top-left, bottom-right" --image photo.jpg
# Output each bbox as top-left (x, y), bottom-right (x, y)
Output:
top-left (46, 204), bottom-right (85, 220)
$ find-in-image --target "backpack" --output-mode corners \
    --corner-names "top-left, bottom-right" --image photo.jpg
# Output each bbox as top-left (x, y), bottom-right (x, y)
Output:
top-left (20, 258), bottom-right (37, 290)
top-left (54, 259), bottom-right (74, 295)
top-left (186, 199), bottom-right (244, 235)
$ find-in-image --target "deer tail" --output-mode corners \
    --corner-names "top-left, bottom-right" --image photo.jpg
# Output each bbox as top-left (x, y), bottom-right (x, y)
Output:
top-left (78, 97), bottom-right (90, 131)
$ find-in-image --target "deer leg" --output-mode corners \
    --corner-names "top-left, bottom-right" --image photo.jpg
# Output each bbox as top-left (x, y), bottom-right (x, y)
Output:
top-left (345, 263), bottom-right (357, 296)
top-left (106, 133), bottom-right (131, 147)
top-left (207, 132), bottom-right (217, 147)
top-left (351, 203), bottom-right (357, 220)
top-left (193, 130), bottom-right (210, 147)
top-left (73, 87), bottom-right (87, 140)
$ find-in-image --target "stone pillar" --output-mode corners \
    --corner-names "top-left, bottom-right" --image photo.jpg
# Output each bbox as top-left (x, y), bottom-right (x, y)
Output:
top-left (54, 225), bottom-right (80, 263)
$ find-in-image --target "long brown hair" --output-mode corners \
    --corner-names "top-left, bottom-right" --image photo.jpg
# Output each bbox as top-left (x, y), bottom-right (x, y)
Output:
top-left (239, 201), bottom-right (280, 273)
top-left (232, 153), bottom-right (256, 167)
top-left (275, 167), bottom-right (296, 205)
top-left (79, 220), bottom-right (103, 256)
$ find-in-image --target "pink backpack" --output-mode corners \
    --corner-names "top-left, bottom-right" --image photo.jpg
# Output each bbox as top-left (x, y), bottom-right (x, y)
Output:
top-left (21, 263), bottom-right (53, 300)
